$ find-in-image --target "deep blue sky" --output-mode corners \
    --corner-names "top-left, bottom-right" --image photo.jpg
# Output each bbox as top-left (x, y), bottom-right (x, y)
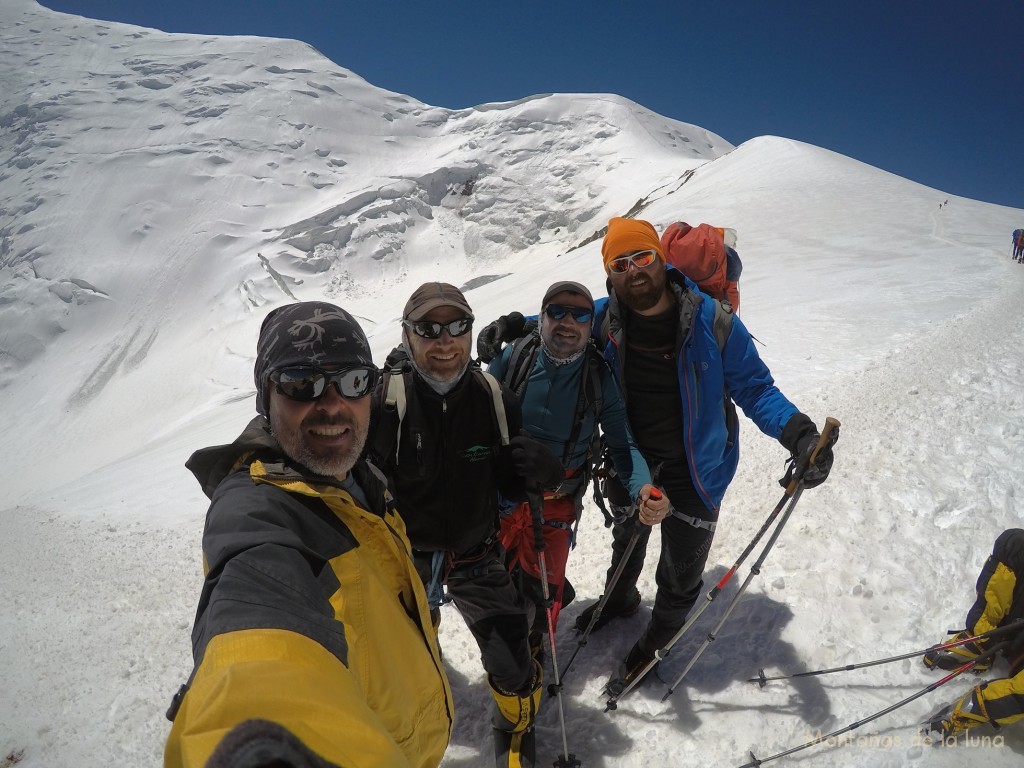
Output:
top-left (41, 0), bottom-right (1024, 210)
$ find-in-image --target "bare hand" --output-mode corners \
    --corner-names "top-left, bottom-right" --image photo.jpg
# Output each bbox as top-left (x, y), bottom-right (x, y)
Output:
top-left (637, 485), bottom-right (668, 526)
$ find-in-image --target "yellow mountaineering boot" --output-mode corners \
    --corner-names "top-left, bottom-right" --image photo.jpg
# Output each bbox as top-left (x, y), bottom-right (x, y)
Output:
top-left (490, 660), bottom-right (542, 768)
top-left (927, 685), bottom-right (994, 738)
top-left (922, 631), bottom-right (991, 673)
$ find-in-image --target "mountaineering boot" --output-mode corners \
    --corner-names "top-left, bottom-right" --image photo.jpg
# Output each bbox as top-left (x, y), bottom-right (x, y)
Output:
top-left (603, 640), bottom-right (658, 699)
top-left (573, 587), bottom-right (641, 634)
top-left (925, 686), bottom-right (993, 738)
top-left (922, 631), bottom-right (991, 673)
top-left (493, 729), bottom-right (536, 768)
top-left (491, 660), bottom-right (542, 768)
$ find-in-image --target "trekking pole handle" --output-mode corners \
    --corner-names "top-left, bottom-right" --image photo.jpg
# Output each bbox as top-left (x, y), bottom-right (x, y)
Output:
top-left (786, 416), bottom-right (841, 495)
top-left (638, 487), bottom-right (663, 525)
top-left (639, 486), bottom-right (663, 510)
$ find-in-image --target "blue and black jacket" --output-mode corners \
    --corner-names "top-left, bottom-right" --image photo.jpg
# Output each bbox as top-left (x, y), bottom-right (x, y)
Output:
top-left (488, 341), bottom-right (651, 500)
top-left (595, 267), bottom-right (799, 514)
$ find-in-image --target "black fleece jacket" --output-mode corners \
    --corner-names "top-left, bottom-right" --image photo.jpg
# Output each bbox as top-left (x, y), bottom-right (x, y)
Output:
top-left (369, 367), bottom-right (532, 555)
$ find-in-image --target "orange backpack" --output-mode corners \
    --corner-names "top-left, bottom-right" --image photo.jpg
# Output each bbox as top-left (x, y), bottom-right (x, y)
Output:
top-left (660, 222), bottom-right (741, 313)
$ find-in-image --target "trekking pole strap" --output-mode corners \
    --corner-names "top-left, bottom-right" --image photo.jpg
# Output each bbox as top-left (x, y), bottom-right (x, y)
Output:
top-left (525, 488), bottom-right (549, 597)
top-left (786, 416), bottom-right (841, 496)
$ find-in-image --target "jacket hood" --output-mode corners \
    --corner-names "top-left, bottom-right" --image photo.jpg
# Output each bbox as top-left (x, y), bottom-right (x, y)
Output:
top-left (605, 265), bottom-right (701, 337)
top-left (186, 416), bottom-right (284, 499)
top-left (186, 415), bottom-right (389, 512)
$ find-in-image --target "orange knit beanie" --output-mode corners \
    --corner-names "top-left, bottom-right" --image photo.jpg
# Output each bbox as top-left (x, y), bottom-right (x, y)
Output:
top-left (601, 217), bottom-right (665, 269)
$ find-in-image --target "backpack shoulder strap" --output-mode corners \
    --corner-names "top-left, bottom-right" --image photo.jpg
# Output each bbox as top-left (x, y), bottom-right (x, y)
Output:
top-left (559, 342), bottom-right (605, 467)
top-left (359, 459), bottom-right (399, 516)
top-left (374, 366), bottom-right (412, 465)
top-left (583, 343), bottom-right (604, 417)
top-left (385, 366), bottom-right (407, 456)
top-left (711, 298), bottom-right (734, 352)
top-left (377, 365), bottom-right (509, 466)
top-left (502, 332), bottom-right (541, 398)
top-left (384, 368), bottom-right (407, 414)
top-left (475, 369), bottom-right (511, 446)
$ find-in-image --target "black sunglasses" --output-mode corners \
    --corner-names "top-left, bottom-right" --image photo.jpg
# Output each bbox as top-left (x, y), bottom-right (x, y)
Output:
top-left (270, 365), bottom-right (378, 402)
top-left (544, 304), bottom-right (593, 323)
top-left (403, 318), bottom-right (473, 339)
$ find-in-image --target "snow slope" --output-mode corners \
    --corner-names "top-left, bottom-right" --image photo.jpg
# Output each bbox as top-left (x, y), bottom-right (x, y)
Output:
top-left (1, 1), bottom-right (1023, 766)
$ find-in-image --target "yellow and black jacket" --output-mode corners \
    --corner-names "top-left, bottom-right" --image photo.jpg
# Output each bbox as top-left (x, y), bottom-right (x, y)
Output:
top-left (962, 528), bottom-right (1024, 730)
top-left (165, 417), bottom-right (453, 768)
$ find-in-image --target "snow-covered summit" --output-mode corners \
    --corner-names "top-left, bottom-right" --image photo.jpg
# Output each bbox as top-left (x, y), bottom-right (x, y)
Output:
top-left (1, 0), bottom-right (735, 499)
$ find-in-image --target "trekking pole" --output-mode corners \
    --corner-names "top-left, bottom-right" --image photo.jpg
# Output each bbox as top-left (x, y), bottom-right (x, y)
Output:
top-left (660, 485), bottom-right (806, 703)
top-left (557, 488), bottom-right (663, 689)
top-left (527, 489), bottom-right (581, 768)
top-left (661, 419), bottom-right (840, 702)
top-left (738, 641), bottom-right (1008, 767)
top-left (749, 617), bottom-right (1024, 686)
top-left (604, 417), bottom-right (840, 711)
top-left (604, 494), bottom-right (798, 711)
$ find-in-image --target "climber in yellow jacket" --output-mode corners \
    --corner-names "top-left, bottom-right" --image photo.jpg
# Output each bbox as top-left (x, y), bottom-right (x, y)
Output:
top-left (165, 301), bottom-right (452, 768)
top-left (923, 528), bottom-right (1024, 737)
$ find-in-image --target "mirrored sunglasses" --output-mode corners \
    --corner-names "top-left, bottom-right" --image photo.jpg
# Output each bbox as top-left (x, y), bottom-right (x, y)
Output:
top-left (270, 365), bottom-right (377, 401)
top-left (608, 249), bottom-right (659, 274)
top-left (403, 318), bottom-right (473, 339)
top-left (544, 304), bottom-right (593, 323)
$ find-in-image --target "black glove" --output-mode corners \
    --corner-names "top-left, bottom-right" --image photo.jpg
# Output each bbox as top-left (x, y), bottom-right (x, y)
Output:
top-left (384, 343), bottom-right (409, 370)
top-left (509, 433), bottom-right (564, 490)
top-left (779, 413), bottom-right (837, 489)
top-left (207, 719), bottom-right (341, 768)
top-left (476, 312), bottom-right (526, 362)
